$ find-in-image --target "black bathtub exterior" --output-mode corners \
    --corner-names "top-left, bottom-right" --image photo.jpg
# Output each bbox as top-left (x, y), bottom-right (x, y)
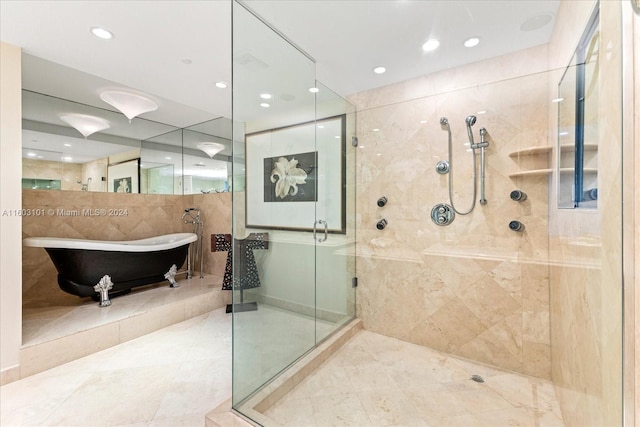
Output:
top-left (44, 245), bottom-right (189, 299)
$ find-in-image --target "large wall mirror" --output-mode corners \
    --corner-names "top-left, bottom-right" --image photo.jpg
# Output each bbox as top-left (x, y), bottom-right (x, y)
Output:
top-left (557, 4), bottom-right (599, 209)
top-left (21, 56), bottom-right (231, 194)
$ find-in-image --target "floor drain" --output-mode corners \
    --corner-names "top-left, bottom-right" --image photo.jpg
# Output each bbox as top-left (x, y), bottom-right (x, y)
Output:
top-left (471, 374), bottom-right (485, 383)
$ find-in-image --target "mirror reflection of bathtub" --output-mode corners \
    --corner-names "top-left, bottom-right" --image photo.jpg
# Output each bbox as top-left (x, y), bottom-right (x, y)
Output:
top-left (23, 232), bottom-right (197, 306)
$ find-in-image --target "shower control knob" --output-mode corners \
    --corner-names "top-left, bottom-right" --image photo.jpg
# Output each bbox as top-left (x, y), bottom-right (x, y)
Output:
top-left (509, 220), bottom-right (525, 232)
top-left (510, 190), bottom-right (527, 202)
top-left (377, 196), bottom-right (388, 207)
top-left (376, 219), bottom-right (388, 230)
top-left (431, 203), bottom-right (455, 226)
top-left (435, 160), bottom-right (450, 175)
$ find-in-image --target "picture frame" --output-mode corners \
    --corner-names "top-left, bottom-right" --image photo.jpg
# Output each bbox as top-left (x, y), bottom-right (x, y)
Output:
top-left (246, 114), bottom-right (346, 233)
top-left (107, 158), bottom-right (140, 194)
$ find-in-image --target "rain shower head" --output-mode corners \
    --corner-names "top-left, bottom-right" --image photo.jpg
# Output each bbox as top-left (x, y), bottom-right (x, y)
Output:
top-left (465, 115), bottom-right (477, 144)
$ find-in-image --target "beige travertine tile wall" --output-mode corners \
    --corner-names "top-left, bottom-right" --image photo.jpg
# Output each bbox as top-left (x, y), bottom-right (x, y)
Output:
top-left (22, 159), bottom-right (83, 191)
top-left (22, 190), bottom-right (231, 307)
top-left (547, 0), bottom-right (625, 426)
top-left (634, 5), bottom-right (639, 425)
top-left (350, 45), bottom-right (552, 378)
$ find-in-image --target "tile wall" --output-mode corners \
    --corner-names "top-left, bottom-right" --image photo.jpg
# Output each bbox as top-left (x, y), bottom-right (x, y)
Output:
top-left (22, 159), bottom-right (83, 191)
top-left (21, 190), bottom-right (231, 307)
top-left (547, 0), bottom-right (624, 425)
top-left (350, 45), bottom-right (552, 379)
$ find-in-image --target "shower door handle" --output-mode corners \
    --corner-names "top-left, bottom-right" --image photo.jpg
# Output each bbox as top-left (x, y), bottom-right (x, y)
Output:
top-left (313, 219), bottom-right (328, 242)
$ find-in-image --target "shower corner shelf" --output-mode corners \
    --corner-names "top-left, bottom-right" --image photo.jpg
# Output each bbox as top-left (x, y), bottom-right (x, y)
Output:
top-left (509, 169), bottom-right (553, 178)
top-left (508, 145), bottom-right (553, 158)
top-left (508, 145), bottom-right (552, 179)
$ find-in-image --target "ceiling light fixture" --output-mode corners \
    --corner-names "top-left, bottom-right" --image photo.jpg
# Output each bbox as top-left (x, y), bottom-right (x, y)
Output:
top-left (215, 81), bottom-right (229, 89)
top-left (373, 66), bottom-right (386, 74)
top-left (260, 93), bottom-right (272, 99)
top-left (27, 152), bottom-right (37, 157)
top-left (464, 37), bottom-right (480, 48)
top-left (422, 39), bottom-right (440, 52)
top-left (260, 102), bottom-right (271, 108)
top-left (520, 13), bottom-right (553, 32)
top-left (197, 142), bottom-right (225, 158)
top-left (90, 26), bottom-right (114, 40)
top-left (99, 91), bottom-right (158, 122)
top-left (309, 87), bottom-right (320, 93)
top-left (60, 114), bottom-right (110, 138)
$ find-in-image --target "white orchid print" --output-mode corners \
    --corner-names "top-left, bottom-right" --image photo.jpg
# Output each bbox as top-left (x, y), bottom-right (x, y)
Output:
top-left (270, 156), bottom-right (308, 199)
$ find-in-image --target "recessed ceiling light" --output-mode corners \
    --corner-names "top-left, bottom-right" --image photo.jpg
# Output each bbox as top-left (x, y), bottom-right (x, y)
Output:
top-left (308, 87), bottom-right (320, 93)
top-left (64, 143), bottom-right (72, 147)
top-left (215, 81), bottom-right (228, 89)
top-left (260, 93), bottom-right (272, 99)
top-left (477, 110), bottom-right (487, 115)
top-left (373, 66), bottom-right (386, 74)
top-left (62, 156), bottom-right (73, 161)
top-left (260, 102), bottom-right (271, 108)
top-left (317, 125), bottom-right (324, 129)
top-left (464, 37), bottom-right (480, 48)
top-left (90, 26), bottom-right (114, 40)
top-left (559, 131), bottom-right (569, 136)
top-left (551, 97), bottom-right (564, 103)
top-left (372, 128), bottom-right (380, 132)
top-left (420, 120), bottom-right (427, 124)
top-left (422, 39), bottom-right (440, 52)
top-left (165, 157), bottom-right (172, 160)
top-left (27, 152), bottom-right (37, 157)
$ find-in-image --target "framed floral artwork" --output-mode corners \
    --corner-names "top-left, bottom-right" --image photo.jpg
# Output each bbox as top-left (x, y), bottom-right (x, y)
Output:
top-left (107, 158), bottom-right (140, 193)
top-left (245, 114), bottom-right (346, 233)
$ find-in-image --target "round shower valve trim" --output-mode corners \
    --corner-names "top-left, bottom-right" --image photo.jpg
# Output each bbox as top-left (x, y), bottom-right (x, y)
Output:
top-left (431, 203), bottom-right (455, 226)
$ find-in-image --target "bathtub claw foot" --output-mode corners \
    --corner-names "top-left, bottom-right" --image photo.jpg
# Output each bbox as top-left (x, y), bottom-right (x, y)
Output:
top-left (93, 275), bottom-right (114, 307)
top-left (165, 264), bottom-right (179, 288)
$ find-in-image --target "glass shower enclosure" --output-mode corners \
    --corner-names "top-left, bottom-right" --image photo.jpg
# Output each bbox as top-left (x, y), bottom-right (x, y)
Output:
top-left (230, 1), bottom-right (356, 419)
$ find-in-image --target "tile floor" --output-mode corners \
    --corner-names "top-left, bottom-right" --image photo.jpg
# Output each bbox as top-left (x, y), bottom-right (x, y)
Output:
top-left (262, 330), bottom-right (566, 427)
top-left (1, 307), bottom-right (232, 427)
top-left (4, 282), bottom-right (566, 427)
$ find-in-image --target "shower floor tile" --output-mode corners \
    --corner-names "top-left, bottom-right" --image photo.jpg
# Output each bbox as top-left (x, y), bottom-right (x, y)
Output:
top-left (263, 330), bottom-right (565, 427)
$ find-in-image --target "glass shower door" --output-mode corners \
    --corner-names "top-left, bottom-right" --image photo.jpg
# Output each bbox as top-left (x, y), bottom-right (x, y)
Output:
top-left (231, 0), bottom-right (318, 409)
top-left (313, 81), bottom-right (357, 343)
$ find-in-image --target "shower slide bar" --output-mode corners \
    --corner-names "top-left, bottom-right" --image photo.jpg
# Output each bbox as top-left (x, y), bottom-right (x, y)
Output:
top-left (438, 116), bottom-right (490, 216)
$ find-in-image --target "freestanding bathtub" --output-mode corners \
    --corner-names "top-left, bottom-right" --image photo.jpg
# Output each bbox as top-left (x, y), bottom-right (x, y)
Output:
top-left (24, 233), bottom-right (198, 306)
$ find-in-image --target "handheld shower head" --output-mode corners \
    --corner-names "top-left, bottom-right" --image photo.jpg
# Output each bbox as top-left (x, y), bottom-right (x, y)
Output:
top-left (465, 115), bottom-right (477, 144)
top-left (465, 115), bottom-right (477, 126)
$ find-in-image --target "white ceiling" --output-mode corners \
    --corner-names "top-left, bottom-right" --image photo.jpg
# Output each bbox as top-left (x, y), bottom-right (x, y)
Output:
top-left (1, 0), bottom-right (559, 126)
